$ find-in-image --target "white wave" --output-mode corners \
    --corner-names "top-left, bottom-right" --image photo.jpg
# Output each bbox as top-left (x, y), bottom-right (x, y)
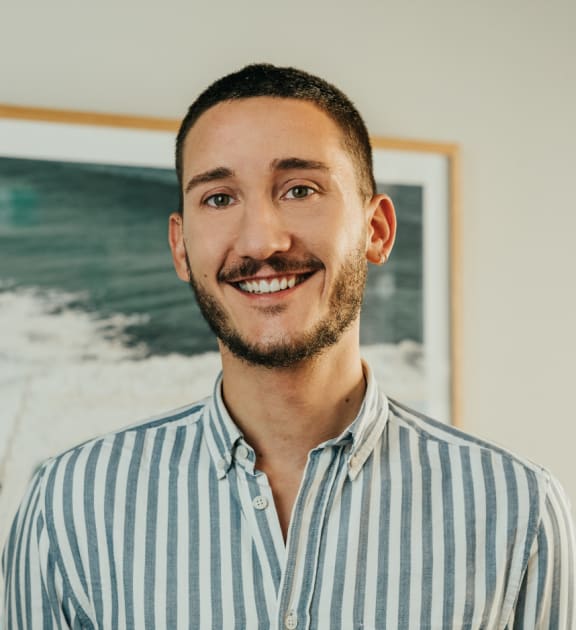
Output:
top-left (0, 287), bottom-right (425, 548)
top-left (0, 286), bottom-right (148, 367)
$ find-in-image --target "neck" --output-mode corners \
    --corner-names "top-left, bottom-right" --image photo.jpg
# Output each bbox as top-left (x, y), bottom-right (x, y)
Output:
top-left (218, 330), bottom-right (366, 469)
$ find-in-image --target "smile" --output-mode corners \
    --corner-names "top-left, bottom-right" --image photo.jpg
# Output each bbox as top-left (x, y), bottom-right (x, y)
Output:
top-left (235, 273), bottom-right (312, 295)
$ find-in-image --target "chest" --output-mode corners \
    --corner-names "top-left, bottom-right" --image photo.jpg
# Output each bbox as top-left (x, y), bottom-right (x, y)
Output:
top-left (72, 439), bottom-right (525, 629)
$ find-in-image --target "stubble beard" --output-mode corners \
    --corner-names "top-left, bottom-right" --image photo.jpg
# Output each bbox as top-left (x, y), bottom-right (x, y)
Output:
top-left (185, 246), bottom-right (367, 369)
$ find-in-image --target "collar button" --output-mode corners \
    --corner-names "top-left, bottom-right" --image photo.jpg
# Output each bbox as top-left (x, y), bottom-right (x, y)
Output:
top-left (236, 445), bottom-right (249, 460)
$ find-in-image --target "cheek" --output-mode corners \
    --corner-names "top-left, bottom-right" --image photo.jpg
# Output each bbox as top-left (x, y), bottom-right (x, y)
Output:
top-left (323, 231), bottom-right (359, 261)
top-left (184, 230), bottom-right (230, 281)
top-left (185, 212), bottom-right (237, 249)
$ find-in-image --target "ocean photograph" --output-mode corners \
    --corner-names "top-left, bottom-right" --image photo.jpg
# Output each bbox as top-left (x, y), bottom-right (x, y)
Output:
top-left (0, 156), bottom-right (425, 539)
top-left (0, 157), bottom-right (423, 354)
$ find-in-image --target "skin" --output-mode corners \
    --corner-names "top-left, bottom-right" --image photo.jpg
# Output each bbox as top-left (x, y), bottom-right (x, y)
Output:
top-left (169, 97), bottom-right (396, 539)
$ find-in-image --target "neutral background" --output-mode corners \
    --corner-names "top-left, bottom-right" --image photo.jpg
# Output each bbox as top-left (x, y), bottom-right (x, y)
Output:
top-left (1, 0), bottom-right (574, 520)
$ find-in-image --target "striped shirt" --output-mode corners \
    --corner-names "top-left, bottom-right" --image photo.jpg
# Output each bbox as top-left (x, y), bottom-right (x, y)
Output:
top-left (3, 363), bottom-right (575, 629)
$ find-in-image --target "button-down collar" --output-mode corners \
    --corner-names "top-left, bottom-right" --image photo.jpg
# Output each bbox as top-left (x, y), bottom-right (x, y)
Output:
top-left (204, 360), bottom-right (389, 481)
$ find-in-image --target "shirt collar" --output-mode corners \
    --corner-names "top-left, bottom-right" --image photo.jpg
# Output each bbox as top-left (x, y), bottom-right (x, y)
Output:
top-left (326, 360), bottom-right (389, 480)
top-left (203, 360), bottom-right (389, 481)
top-left (204, 375), bottom-right (243, 479)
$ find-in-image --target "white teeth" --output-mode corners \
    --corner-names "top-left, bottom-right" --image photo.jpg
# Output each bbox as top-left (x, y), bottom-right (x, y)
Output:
top-left (238, 275), bottom-right (300, 294)
top-left (270, 278), bottom-right (280, 292)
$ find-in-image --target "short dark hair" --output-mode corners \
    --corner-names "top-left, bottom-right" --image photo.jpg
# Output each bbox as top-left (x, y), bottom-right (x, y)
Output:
top-left (175, 63), bottom-right (376, 211)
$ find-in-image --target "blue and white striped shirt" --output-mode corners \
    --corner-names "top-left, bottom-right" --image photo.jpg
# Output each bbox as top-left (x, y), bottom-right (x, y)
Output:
top-left (3, 364), bottom-right (575, 629)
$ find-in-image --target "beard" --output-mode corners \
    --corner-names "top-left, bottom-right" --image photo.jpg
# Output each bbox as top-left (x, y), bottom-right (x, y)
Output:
top-left (185, 245), bottom-right (367, 369)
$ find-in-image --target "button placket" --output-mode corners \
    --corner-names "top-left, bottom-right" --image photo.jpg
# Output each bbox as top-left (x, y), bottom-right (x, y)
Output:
top-left (277, 447), bottom-right (346, 630)
top-left (235, 472), bottom-right (285, 596)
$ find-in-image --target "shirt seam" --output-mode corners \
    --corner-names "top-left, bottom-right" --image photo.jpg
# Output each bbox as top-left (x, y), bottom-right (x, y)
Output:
top-left (389, 405), bottom-right (547, 477)
top-left (44, 404), bottom-right (205, 464)
top-left (39, 459), bottom-right (97, 629)
top-left (500, 469), bottom-right (550, 629)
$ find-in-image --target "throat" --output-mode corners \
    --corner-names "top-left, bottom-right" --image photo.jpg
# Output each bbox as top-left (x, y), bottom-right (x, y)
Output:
top-left (221, 351), bottom-right (367, 464)
top-left (218, 320), bottom-right (366, 541)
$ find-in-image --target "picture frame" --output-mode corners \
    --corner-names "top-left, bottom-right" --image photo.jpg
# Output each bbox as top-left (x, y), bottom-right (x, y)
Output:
top-left (369, 137), bottom-right (460, 427)
top-left (0, 105), bottom-right (460, 567)
top-left (0, 104), bottom-right (460, 468)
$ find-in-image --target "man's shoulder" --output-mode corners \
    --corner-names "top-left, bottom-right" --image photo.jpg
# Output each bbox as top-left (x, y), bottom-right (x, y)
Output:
top-left (386, 397), bottom-right (552, 486)
top-left (42, 397), bottom-right (210, 476)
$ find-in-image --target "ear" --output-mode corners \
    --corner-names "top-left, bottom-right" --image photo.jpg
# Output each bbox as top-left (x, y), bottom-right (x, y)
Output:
top-left (365, 194), bottom-right (397, 265)
top-left (168, 212), bottom-right (191, 282)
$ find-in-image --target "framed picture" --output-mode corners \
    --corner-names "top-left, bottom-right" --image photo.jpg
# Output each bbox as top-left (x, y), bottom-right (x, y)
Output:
top-left (0, 105), bottom-right (459, 542)
top-left (368, 137), bottom-right (460, 427)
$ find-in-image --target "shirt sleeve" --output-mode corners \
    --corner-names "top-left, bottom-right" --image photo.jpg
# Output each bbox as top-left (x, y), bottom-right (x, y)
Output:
top-left (2, 463), bottom-right (80, 629)
top-left (509, 473), bottom-right (576, 629)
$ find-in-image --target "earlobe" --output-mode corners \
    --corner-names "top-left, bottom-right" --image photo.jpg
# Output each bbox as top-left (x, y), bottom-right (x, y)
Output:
top-left (366, 195), bottom-right (397, 265)
top-left (168, 212), bottom-right (190, 282)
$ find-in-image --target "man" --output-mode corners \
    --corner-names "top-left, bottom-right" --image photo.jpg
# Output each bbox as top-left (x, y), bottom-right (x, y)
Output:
top-left (3, 64), bottom-right (575, 628)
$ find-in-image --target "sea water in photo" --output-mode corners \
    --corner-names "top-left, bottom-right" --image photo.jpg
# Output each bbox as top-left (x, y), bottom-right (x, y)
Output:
top-left (0, 157), bottom-right (424, 541)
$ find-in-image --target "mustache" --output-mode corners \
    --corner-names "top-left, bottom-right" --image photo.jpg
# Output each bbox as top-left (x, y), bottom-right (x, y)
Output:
top-left (218, 255), bottom-right (324, 283)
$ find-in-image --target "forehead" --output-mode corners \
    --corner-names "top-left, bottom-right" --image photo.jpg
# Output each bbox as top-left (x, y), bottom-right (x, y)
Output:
top-left (181, 97), bottom-right (352, 175)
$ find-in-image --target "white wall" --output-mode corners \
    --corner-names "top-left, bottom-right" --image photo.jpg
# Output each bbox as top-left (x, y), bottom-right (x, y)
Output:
top-left (1, 0), bottom-right (575, 513)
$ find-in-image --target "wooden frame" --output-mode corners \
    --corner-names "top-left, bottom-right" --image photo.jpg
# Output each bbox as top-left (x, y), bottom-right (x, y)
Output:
top-left (0, 105), bottom-right (460, 425)
top-left (371, 137), bottom-right (460, 426)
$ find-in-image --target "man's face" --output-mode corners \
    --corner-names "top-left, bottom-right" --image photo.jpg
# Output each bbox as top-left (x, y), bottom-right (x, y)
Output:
top-left (169, 97), bottom-right (393, 368)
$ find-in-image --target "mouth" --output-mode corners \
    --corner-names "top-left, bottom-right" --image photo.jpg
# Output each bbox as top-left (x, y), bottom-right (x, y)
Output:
top-left (233, 272), bottom-right (316, 295)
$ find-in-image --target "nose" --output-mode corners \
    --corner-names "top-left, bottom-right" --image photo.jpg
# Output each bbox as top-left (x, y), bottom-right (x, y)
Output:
top-left (233, 197), bottom-right (292, 260)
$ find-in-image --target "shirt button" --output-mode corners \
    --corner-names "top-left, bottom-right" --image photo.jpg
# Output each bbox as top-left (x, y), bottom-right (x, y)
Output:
top-left (236, 445), bottom-right (249, 460)
top-left (285, 610), bottom-right (298, 629)
top-left (252, 495), bottom-right (269, 510)
top-left (217, 458), bottom-right (227, 471)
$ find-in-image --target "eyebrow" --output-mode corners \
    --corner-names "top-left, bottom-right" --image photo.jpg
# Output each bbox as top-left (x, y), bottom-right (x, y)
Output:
top-left (271, 157), bottom-right (330, 173)
top-left (184, 158), bottom-right (329, 195)
top-left (184, 167), bottom-right (234, 194)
